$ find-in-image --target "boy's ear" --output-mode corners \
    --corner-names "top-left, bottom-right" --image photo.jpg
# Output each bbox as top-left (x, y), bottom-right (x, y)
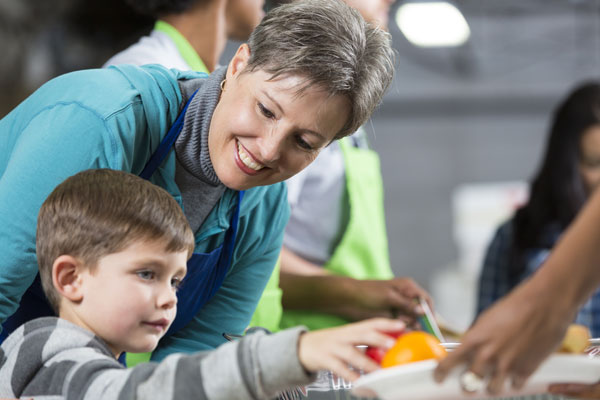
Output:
top-left (52, 255), bottom-right (85, 302)
top-left (226, 43), bottom-right (250, 81)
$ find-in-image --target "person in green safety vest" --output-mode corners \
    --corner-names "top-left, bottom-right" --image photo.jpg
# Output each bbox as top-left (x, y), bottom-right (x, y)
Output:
top-left (103, 0), bottom-right (265, 73)
top-left (279, 0), bottom-right (434, 332)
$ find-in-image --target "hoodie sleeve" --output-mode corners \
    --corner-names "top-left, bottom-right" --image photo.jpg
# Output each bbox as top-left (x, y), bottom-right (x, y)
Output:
top-left (0, 319), bottom-right (314, 400)
top-left (89, 328), bottom-right (313, 400)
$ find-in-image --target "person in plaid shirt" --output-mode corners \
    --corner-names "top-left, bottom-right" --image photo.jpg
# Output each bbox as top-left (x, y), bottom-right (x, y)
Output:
top-left (477, 81), bottom-right (600, 337)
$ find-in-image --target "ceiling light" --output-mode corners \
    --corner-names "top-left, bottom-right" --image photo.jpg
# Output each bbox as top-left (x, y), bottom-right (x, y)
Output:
top-left (396, 2), bottom-right (471, 47)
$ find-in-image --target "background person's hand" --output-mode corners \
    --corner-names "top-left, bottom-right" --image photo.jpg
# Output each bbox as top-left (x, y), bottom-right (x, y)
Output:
top-left (434, 276), bottom-right (574, 395)
top-left (307, 277), bottom-right (433, 324)
top-left (297, 318), bottom-right (405, 382)
top-left (342, 278), bottom-right (432, 321)
top-left (280, 247), bottom-right (433, 323)
top-left (549, 382), bottom-right (600, 398)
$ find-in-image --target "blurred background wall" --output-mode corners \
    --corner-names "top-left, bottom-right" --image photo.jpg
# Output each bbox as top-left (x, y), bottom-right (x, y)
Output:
top-left (2, 0), bottom-right (600, 330)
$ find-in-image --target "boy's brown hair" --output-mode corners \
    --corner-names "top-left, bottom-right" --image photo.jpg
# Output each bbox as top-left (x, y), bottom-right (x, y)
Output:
top-left (37, 169), bottom-right (195, 313)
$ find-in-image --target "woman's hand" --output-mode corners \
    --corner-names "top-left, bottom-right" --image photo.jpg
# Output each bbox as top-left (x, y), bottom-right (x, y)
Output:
top-left (549, 382), bottom-right (600, 398)
top-left (434, 275), bottom-right (574, 395)
top-left (297, 318), bottom-right (405, 382)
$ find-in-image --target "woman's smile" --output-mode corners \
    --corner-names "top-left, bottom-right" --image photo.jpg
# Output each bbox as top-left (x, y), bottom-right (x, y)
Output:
top-left (235, 140), bottom-right (266, 175)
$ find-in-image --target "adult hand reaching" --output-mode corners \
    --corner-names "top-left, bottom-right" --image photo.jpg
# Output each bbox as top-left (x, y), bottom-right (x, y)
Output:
top-left (434, 273), bottom-right (575, 395)
top-left (434, 187), bottom-right (600, 395)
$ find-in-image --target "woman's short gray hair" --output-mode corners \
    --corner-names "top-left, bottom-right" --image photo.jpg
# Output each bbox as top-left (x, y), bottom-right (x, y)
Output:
top-left (246, 0), bottom-right (395, 139)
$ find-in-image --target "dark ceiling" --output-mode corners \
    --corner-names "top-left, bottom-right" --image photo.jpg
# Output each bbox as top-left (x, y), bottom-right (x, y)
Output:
top-left (1, 0), bottom-right (599, 116)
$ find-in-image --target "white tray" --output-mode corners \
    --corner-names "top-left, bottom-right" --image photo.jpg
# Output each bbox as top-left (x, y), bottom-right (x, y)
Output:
top-left (352, 354), bottom-right (600, 400)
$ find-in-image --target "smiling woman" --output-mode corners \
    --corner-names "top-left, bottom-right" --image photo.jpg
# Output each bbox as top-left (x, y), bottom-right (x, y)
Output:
top-left (0, 0), bottom-right (395, 364)
top-left (210, 65), bottom-right (351, 190)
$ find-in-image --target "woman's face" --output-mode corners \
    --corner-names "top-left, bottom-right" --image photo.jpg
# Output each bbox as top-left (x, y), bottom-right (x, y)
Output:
top-left (209, 45), bottom-right (351, 191)
top-left (579, 125), bottom-right (600, 195)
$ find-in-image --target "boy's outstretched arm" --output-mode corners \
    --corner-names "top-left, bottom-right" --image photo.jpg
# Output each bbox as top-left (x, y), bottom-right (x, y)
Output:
top-left (0, 318), bottom-right (309, 400)
top-left (1, 317), bottom-right (403, 399)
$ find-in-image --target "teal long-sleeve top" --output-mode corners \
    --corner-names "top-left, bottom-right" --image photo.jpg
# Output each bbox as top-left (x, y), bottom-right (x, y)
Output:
top-left (0, 64), bottom-right (289, 354)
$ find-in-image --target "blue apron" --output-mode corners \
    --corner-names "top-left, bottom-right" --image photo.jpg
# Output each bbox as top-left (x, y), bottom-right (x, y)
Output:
top-left (1, 90), bottom-right (244, 344)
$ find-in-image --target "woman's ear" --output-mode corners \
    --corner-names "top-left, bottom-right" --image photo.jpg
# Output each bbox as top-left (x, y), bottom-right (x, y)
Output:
top-left (226, 43), bottom-right (251, 80)
top-left (52, 255), bottom-right (85, 302)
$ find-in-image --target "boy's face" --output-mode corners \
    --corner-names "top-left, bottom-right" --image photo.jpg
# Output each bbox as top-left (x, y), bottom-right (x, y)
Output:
top-left (65, 240), bottom-right (187, 357)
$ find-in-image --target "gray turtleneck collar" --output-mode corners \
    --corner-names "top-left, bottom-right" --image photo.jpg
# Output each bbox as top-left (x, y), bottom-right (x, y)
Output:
top-left (174, 67), bottom-right (228, 232)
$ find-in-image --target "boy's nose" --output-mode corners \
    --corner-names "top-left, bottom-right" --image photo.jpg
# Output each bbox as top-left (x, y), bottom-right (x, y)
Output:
top-left (157, 286), bottom-right (177, 310)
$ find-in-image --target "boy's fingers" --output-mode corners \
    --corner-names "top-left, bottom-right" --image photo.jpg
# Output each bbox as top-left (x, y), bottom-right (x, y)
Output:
top-left (347, 346), bottom-right (381, 373)
top-left (325, 358), bottom-right (360, 383)
top-left (344, 318), bottom-right (404, 344)
top-left (357, 330), bottom-right (398, 349)
top-left (337, 367), bottom-right (361, 383)
top-left (361, 317), bottom-right (406, 331)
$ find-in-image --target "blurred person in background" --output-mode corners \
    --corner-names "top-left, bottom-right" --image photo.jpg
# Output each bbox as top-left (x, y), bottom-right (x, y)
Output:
top-left (0, 0), bottom-right (153, 118)
top-left (103, 0), bottom-right (265, 73)
top-left (477, 82), bottom-right (600, 337)
top-left (278, 0), bottom-right (433, 333)
top-left (435, 82), bottom-right (600, 397)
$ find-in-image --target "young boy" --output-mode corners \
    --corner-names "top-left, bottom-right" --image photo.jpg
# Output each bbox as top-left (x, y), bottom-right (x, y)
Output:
top-left (0, 169), bottom-right (403, 399)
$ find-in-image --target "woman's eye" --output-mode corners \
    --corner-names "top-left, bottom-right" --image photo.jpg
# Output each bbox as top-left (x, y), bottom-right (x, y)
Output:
top-left (583, 158), bottom-right (600, 168)
top-left (137, 270), bottom-right (155, 280)
top-left (296, 136), bottom-right (313, 151)
top-left (258, 103), bottom-right (275, 119)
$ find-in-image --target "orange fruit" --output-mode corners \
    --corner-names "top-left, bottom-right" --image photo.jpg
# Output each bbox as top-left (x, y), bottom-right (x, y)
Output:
top-left (558, 324), bottom-right (590, 354)
top-left (381, 331), bottom-right (447, 368)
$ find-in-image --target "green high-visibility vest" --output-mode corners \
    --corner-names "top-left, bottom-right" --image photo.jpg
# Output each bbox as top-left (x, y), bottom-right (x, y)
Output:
top-left (280, 136), bottom-right (393, 330)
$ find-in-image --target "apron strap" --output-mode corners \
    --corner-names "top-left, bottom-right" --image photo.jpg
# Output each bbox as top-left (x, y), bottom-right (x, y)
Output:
top-left (166, 190), bottom-right (245, 335)
top-left (139, 89), bottom-right (198, 180)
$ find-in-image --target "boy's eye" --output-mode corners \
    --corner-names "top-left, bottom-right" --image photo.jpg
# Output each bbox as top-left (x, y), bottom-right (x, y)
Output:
top-left (171, 277), bottom-right (183, 290)
top-left (258, 103), bottom-right (275, 119)
top-left (137, 270), bottom-right (155, 280)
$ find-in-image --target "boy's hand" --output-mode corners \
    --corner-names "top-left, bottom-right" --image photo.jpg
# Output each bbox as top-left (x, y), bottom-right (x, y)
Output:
top-left (297, 318), bottom-right (405, 382)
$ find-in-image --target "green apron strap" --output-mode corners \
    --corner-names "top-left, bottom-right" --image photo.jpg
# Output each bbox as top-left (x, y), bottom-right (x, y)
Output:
top-left (280, 135), bottom-right (393, 330)
top-left (155, 21), bottom-right (210, 74)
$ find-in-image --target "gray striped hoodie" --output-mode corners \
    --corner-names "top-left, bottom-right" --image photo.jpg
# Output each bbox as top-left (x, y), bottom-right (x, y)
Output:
top-left (0, 317), bottom-right (313, 399)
